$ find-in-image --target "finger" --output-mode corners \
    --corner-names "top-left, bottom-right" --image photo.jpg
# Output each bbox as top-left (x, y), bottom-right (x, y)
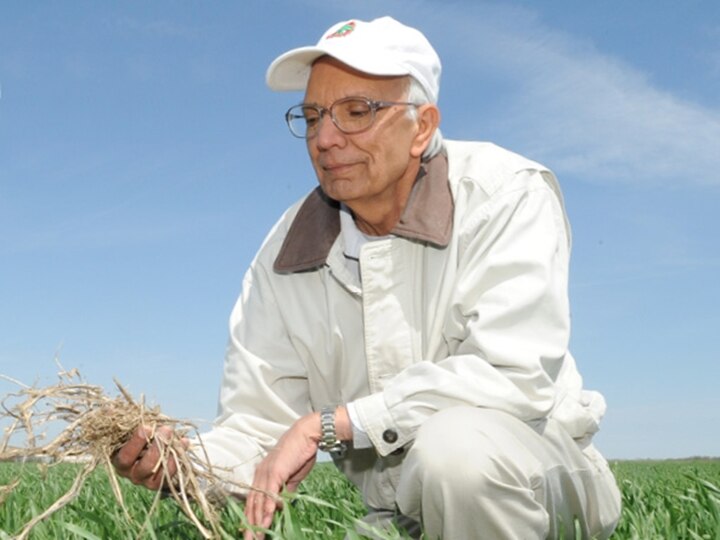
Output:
top-left (130, 435), bottom-right (163, 484)
top-left (143, 467), bottom-right (161, 491)
top-left (248, 489), bottom-right (277, 537)
top-left (113, 426), bottom-right (152, 474)
top-left (262, 495), bottom-right (276, 530)
top-left (164, 452), bottom-right (179, 478)
top-left (156, 425), bottom-right (174, 445)
top-left (263, 488), bottom-right (277, 518)
top-left (243, 490), bottom-right (254, 520)
top-left (253, 492), bottom-right (265, 533)
top-left (243, 494), bottom-right (262, 540)
top-left (248, 468), bottom-right (265, 526)
top-left (149, 427), bottom-right (178, 486)
top-left (133, 430), bottom-right (181, 489)
top-left (243, 525), bottom-right (261, 540)
top-left (243, 495), bottom-right (251, 523)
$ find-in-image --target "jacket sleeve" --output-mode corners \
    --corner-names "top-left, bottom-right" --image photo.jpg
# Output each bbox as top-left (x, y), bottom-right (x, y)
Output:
top-left (352, 170), bottom-right (572, 456)
top-left (196, 221), bottom-right (312, 489)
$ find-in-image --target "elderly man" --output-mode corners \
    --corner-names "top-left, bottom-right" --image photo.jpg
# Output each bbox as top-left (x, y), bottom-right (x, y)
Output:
top-left (115, 16), bottom-right (621, 539)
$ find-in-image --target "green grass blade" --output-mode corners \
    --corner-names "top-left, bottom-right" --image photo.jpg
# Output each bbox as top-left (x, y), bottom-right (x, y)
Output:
top-left (63, 522), bottom-right (103, 540)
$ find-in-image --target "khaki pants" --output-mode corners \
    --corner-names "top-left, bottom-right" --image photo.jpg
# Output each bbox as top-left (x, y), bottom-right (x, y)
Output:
top-left (361, 407), bottom-right (621, 539)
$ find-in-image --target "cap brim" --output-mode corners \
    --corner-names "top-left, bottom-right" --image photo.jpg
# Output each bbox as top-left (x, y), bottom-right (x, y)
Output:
top-left (266, 46), bottom-right (327, 92)
top-left (266, 45), bottom-right (412, 92)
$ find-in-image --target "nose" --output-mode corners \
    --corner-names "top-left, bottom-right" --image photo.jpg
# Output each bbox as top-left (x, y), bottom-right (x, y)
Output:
top-left (313, 111), bottom-right (346, 150)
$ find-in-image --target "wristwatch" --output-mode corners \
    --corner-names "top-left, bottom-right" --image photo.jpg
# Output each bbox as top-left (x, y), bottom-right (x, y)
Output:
top-left (318, 406), bottom-right (347, 458)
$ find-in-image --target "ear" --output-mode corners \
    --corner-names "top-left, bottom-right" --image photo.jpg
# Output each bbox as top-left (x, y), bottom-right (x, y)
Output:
top-left (410, 104), bottom-right (441, 159)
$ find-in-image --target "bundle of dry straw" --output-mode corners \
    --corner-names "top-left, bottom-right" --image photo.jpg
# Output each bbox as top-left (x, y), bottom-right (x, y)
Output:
top-left (0, 367), bottom-right (247, 539)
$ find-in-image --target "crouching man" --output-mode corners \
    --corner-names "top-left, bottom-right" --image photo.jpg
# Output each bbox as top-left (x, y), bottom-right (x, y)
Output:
top-left (114, 16), bottom-right (622, 539)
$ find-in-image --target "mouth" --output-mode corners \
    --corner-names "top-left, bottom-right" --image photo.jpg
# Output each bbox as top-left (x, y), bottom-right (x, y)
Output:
top-left (321, 161), bottom-right (357, 174)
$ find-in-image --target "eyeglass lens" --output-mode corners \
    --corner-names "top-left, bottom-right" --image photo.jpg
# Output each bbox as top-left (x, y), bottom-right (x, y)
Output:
top-left (287, 98), bottom-right (375, 138)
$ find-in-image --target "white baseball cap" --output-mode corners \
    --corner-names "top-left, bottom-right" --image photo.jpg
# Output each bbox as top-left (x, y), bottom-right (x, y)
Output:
top-left (266, 16), bottom-right (441, 103)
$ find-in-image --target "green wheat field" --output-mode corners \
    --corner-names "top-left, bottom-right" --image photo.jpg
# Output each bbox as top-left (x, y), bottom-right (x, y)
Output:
top-left (1, 458), bottom-right (719, 539)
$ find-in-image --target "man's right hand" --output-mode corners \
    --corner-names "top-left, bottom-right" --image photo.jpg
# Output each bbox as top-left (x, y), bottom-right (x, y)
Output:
top-left (112, 425), bottom-right (180, 490)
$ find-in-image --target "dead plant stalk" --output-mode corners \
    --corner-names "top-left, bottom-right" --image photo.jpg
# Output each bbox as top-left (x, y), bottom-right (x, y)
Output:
top-left (0, 368), bottom-right (251, 539)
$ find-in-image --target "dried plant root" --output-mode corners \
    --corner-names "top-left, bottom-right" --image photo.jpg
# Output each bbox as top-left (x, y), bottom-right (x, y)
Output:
top-left (0, 367), bottom-right (251, 539)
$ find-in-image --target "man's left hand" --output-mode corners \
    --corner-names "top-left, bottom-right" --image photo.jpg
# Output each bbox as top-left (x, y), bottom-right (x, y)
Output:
top-left (243, 412), bottom-right (321, 539)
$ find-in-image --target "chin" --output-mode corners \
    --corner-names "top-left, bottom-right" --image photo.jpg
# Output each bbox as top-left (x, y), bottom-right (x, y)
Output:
top-left (321, 179), bottom-right (361, 202)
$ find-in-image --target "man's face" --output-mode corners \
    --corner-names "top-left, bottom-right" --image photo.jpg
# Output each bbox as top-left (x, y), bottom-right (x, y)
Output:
top-left (304, 57), bottom-right (421, 211)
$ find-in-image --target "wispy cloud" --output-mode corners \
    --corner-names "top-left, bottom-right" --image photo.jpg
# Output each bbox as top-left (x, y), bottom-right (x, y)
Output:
top-left (501, 47), bottom-right (720, 188)
top-left (345, 1), bottom-right (720, 188)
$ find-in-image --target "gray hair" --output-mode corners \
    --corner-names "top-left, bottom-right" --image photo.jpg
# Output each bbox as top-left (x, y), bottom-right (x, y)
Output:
top-left (405, 77), bottom-right (444, 161)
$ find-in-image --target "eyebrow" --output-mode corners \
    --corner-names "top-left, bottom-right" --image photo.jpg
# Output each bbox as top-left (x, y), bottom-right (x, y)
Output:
top-left (300, 95), bottom-right (381, 107)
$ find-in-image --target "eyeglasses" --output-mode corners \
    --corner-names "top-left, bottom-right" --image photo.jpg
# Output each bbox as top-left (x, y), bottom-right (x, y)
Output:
top-left (285, 96), bottom-right (418, 139)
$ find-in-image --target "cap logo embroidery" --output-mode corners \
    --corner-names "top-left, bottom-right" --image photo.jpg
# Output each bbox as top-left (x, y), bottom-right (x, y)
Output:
top-left (326, 21), bottom-right (356, 39)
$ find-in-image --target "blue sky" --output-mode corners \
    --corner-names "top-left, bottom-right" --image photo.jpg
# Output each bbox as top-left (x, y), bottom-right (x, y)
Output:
top-left (1, 1), bottom-right (718, 460)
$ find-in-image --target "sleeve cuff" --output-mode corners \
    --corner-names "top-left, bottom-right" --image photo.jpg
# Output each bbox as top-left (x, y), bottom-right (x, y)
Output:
top-left (346, 401), bottom-right (373, 449)
top-left (351, 392), bottom-right (408, 456)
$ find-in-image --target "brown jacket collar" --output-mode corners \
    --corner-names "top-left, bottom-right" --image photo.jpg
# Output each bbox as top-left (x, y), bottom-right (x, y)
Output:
top-left (274, 152), bottom-right (453, 273)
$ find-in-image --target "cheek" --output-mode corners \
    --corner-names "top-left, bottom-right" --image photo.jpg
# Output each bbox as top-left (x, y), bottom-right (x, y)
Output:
top-left (363, 125), bottom-right (413, 168)
top-left (306, 147), bottom-right (323, 175)
top-left (372, 145), bottom-right (406, 177)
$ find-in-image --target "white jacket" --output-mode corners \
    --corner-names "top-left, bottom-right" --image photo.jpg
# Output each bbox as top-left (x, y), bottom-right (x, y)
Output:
top-left (199, 140), bottom-right (607, 507)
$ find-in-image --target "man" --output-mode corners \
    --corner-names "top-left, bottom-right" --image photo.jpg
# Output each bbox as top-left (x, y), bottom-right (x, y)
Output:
top-left (115, 16), bottom-right (621, 539)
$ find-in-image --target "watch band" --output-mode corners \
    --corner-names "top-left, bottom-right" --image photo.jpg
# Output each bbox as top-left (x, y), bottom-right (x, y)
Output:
top-left (318, 406), bottom-right (347, 457)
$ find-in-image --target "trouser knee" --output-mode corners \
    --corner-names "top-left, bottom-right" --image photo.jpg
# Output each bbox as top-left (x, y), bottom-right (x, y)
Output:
top-left (406, 407), bottom-right (539, 492)
top-left (396, 407), bottom-right (620, 539)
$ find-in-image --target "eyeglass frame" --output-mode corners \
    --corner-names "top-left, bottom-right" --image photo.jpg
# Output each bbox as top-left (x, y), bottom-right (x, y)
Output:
top-left (284, 96), bottom-right (419, 139)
